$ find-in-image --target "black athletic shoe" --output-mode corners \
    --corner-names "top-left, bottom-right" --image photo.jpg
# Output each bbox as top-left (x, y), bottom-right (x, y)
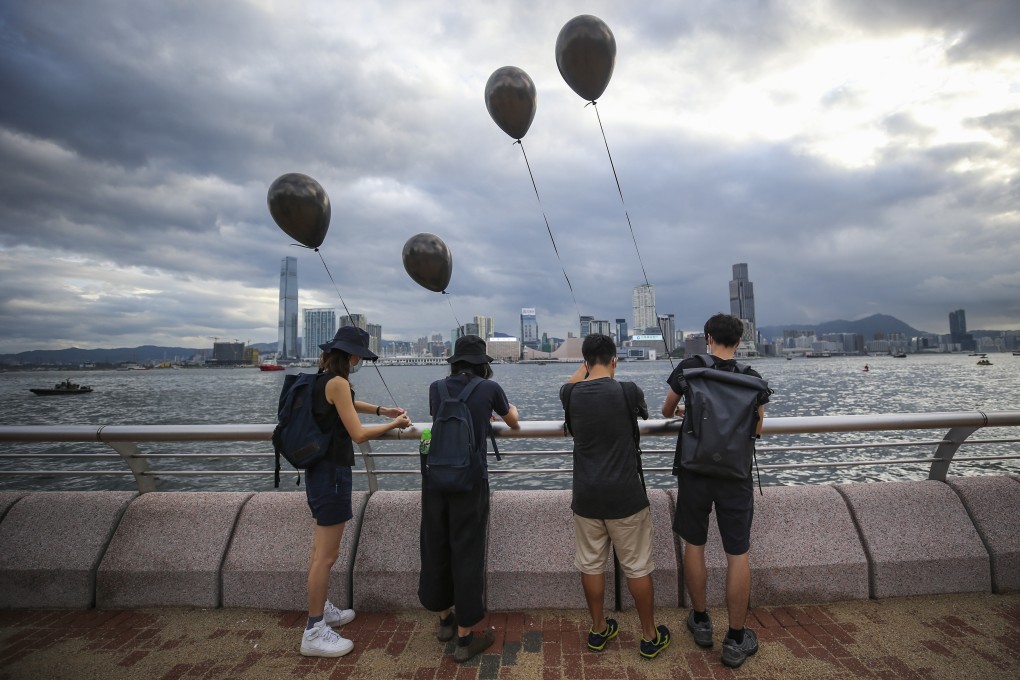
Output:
top-left (639, 625), bottom-right (671, 659)
top-left (587, 618), bottom-right (619, 651)
top-left (686, 609), bottom-right (713, 648)
top-left (721, 628), bottom-right (758, 668)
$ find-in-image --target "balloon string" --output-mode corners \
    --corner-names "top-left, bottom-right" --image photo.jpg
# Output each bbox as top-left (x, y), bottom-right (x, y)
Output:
top-left (314, 247), bottom-right (399, 407)
top-left (514, 139), bottom-right (584, 325)
top-left (442, 292), bottom-right (463, 329)
top-left (590, 102), bottom-right (675, 369)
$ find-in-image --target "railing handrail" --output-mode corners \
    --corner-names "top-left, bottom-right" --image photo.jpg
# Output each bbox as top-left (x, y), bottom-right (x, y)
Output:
top-left (2, 410), bottom-right (1018, 442)
top-left (1, 410), bottom-right (1019, 491)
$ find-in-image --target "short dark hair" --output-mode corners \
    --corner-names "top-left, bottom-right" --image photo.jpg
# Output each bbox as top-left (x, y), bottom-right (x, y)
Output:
top-left (581, 333), bottom-right (616, 366)
top-left (450, 360), bottom-right (492, 380)
top-left (704, 314), bottom-right (744, 348)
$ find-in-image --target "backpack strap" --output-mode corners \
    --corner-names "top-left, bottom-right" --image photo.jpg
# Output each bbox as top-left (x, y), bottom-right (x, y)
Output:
top-left (620, 381), bottom-right (646, 492)
top-left (439, 375), bottom-right (501, 461)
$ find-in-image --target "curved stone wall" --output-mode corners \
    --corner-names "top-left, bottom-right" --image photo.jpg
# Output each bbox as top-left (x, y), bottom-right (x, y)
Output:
top-left (0, 476), bottom-right (1017, 610)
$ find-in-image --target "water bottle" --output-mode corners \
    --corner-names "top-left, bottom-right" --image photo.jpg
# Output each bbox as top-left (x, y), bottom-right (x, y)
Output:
top-left (419, 427), bottom-right (431, 455)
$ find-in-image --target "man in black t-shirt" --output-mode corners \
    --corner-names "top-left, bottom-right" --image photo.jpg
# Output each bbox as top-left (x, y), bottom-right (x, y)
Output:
top-left (561, 333), bottom-right (671, 660)
top-left (661, 314), bottom-right (770, 669)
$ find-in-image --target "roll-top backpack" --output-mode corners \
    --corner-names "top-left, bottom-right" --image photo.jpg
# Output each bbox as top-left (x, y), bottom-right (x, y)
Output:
top-left (424, 376), bottom-right (499, 492)
top-left (272, 372), bottom-right (332, 487)
top-left (679, 355), bottom-right (770, 484)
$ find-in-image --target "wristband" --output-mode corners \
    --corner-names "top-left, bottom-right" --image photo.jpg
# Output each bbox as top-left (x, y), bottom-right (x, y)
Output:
top-left (375, 405), bottom-right (381, 416)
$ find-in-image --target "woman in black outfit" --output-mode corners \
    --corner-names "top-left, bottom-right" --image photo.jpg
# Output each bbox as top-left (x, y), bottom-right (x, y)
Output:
top-left (300, 326), bottom-right (411, 658)
top-left (419, 335), bottom-right (520, 663)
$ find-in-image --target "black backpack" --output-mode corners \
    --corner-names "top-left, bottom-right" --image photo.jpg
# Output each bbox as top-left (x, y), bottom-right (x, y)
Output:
top-left (678, 355), bottom-right (770, 483)
top-left (424, 376), bottom-right (499, 492)
top-left (272, 372), bottom-right (332, 487)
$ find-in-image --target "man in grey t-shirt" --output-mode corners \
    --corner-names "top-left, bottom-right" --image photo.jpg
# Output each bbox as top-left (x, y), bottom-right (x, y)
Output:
top-left (560, 333), bottom-right (671, 659)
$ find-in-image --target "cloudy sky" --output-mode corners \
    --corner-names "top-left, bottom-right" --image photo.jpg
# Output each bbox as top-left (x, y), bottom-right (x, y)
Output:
top-left (1, 0), bottom-right (1018, 353)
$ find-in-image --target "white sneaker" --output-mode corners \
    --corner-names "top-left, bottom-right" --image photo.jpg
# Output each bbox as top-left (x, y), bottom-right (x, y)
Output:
top-left (324, 600), bottom-right (356, 626)
top-left (300, 620), bottom-right (354, 657)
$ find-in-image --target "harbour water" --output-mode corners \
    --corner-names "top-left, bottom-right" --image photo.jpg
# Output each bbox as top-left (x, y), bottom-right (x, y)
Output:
top-left (1, 353), bottom-right (1018, 492)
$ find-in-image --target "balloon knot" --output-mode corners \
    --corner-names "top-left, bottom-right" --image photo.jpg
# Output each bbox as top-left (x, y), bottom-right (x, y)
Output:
top-left (513, 139), bottom-right (521, 146)
top-left (441, 290), bottom-right (449, 295)
top-left (585, 100), bottom-right (597, 108)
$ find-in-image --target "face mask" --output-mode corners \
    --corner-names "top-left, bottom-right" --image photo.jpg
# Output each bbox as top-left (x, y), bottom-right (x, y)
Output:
top-left (348, 359), bottom-right (361, 374)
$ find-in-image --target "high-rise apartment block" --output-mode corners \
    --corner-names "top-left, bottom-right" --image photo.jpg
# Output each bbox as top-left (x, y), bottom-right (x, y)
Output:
top-left (657, 314), bottom-right (676, 353)
top-left (474, 315), bottom-right (495, 341)
top-left (303, 308), bottom-right (337, 359)
top-left (729, 263), bottom-right (756, 326)
top-left (278, 256), bottom-right (299, 360)
top-left (615, 318), bottom-right (628, 343)
top-left (520, 308), bottom-right (539, 348)
top-left (366, 323), bottom-right (382, 356)
top-left (580, 315), bottom-right (594, 338)
top-left (340, 314), bottom-right (367, 330)
top-left (632, 284), bottom-right (656, 333)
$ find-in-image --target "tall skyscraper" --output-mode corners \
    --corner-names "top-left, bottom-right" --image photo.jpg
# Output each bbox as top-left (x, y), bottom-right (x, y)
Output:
top-left (615, 318), bottom-right (628, 343)
top-left (340, 314), bottom-right (367, 330)
top-left (580, 315), bottom-right (594, 338)
top-left (366, 323), bottom-right (382, 356)
top-left (278, 256), bottom-right (298, 360)
top-left (590, 319), bottom-right (612, 337)
top-left (302, 308), bottom-right (336, 359)
top-left (520, 308), bottom-right (539, 348)
top-left (729, 263), bottom-right (756, 325)
top-left (632, 284), bottom-right (656, 333)
top-left (657, 314), bottom-right (676, 353)
top-left (474, 315), bottom-right (495, 341)
top-left (949, 309), bottom-right (974, 351)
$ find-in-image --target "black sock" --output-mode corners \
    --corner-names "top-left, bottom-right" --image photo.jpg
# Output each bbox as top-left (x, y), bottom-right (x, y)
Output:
top-left (693, 610), bottom-right (709, 624)
top-left (727, 627), bottom-right (744, 644)
top-left (457, 632), bottom-right (474, 647)
top-left (440, 613), bottom-right (454, 626)
top-left (306, 614), bottom-right (323, 630)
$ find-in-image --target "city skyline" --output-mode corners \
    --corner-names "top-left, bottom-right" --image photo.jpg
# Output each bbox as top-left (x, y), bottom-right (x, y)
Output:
top-left (1, 2), bottom-right (1018, 353)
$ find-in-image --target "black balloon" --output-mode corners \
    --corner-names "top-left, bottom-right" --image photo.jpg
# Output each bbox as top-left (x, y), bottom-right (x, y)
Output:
top-left (484, 66), bottom-right (537, 140)
top-left (402, 233), bottom-right (453, 293)
top-left (267, 173), bottom-right (331, 249)
top-left (555, 15), bottom-right (616, 102)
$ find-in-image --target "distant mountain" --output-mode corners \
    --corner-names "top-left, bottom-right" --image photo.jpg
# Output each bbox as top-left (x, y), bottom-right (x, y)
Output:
top-left (0, 345), bottom-right (209, 365)
top-left (757, 314), bottom-right (928, 341)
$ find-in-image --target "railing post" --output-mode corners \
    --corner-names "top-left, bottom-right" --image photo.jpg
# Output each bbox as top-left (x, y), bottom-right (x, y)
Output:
top-left (928, 425), bottom-right (982, 481)
top-left (358, 442), bottom-right (378, 494)
top-left (104, 441), bottom-right (158, 493)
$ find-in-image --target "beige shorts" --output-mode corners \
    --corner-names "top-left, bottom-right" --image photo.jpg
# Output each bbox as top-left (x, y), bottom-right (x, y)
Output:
top-left (574, 506), bottom-right (655, 579)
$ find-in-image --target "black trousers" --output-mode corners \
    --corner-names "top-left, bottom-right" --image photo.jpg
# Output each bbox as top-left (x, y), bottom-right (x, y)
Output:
top-left (417, 479), bottom-right (490, 628)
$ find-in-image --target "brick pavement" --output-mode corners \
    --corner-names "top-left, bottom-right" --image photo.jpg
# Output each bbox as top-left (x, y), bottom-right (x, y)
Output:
top-left (1, 592), bottom-right (1018, 679)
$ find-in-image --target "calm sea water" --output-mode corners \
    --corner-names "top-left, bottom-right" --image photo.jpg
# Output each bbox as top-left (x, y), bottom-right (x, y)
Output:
top-left (2, 353), bottom-right (1018, 492)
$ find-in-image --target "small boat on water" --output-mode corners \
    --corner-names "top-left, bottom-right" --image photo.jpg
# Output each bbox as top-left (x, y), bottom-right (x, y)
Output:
top-left (892, 353), bottom-right (907, 358)
top-left (977, 359), bottom-right (993, 366)
top-left (259, 362), bottom-right (285, 372)
top-left (30, 379), bottom-right (93, 395)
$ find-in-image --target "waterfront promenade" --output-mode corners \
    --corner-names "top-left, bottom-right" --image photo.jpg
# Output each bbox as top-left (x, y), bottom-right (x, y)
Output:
top-left (1, 473), bottom-right (1019, 678)
top-left (1, 591), bottom-right (1019, 679)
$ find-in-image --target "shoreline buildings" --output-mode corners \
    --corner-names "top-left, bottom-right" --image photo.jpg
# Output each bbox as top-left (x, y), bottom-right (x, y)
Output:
top-left (302, 308), bottom-right (336, 360)
top-left (632, 284), bottom-right (656, 334)
top-left (730, 263), bottom-right (759, 355)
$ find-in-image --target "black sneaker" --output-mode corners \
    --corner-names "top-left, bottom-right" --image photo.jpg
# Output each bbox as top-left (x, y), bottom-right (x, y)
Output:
top-left (721, 628), bottom-right (758, 668)
top-left (454, 629), bottom-right (494, 663)
top-left (587, 618), bottom-right (619, 651)
top-left (639, 624), bottom-right (671, 659)
top-left (437, 611), bottom-right (457, 642)
top-left (686, 609), bottom-right (713, 648)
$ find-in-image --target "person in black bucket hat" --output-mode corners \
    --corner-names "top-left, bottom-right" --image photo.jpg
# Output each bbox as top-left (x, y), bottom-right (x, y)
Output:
top-left (300, 326), bottom-right (411, 658)
top-left (419, 335), bottom-right (519, 663)
top-left (318, 325), bottom-right (379, 359)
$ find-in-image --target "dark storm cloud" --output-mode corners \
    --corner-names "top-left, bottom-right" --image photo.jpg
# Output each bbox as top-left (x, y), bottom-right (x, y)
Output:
top-left (0, 1), bottom-right (1017, 352)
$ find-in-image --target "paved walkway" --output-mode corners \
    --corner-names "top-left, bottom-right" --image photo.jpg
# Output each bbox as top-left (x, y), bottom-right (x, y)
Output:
top-left (1, 592), bottom-right (1018, 679)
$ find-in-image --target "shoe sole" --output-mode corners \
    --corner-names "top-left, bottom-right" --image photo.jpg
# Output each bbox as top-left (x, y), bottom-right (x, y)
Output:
top-left (687, 622), bottom-right (713, 648)
top-left (300, 644), bottom-right (353, 658)
top-left (639, 637), bottom-right (670, 659)
top-left (721, 645), bottom-right (758, 668)
top-left (588, 626), bottom-right (619, 651)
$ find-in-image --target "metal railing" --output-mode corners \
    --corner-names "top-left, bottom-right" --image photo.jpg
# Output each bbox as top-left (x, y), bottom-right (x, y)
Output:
top-left (1, 411), bottom-right (1019, 493)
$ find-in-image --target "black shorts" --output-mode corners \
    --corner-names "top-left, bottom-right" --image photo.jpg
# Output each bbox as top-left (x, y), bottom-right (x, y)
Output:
top-left (673, 471), bottom-right (753, 555)
top-left (304, 460), bottom-right (353, 527)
